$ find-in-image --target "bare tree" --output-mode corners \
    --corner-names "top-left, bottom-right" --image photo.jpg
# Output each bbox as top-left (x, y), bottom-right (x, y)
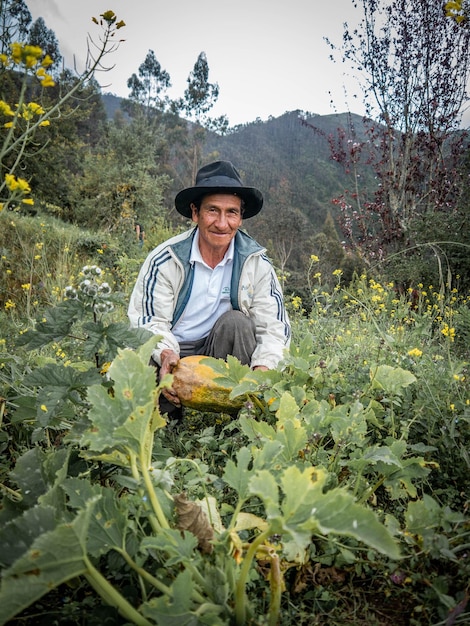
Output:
top-left (326, 0), bottom-right (470, 276)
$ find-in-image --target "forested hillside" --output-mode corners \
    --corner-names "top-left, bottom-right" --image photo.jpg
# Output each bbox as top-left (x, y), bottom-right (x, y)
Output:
top-left (1, 6), bottom-right (469, 626)
top-left (104, 93), bottom-right (369, 230)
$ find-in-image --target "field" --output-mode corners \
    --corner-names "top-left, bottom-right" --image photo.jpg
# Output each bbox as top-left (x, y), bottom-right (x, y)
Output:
top-left (0, 212), bottom-right (469, 625)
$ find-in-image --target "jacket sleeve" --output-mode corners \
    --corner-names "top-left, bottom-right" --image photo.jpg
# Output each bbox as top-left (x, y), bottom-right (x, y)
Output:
top-left (246, 255), bottom-right (291, 370)
top-left (127, 247), bottom-right (181, 365)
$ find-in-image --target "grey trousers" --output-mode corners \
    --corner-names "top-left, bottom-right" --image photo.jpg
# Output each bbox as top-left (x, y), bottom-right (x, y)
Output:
top-left (179, 310), bottom-right (257, 365)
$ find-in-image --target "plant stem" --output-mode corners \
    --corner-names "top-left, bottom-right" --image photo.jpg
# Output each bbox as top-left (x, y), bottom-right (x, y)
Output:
top-left (235, 529), bottom-right (271, 626)
top-left (140, 445), bottom-right (170, 529)
top-left (268, 553), bottom-right (282, 626)
top-left (84, 556), bottom-right (152, 626)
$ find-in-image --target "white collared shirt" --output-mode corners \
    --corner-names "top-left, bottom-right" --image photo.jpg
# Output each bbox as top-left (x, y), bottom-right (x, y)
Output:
top-left (172, 230), bottom-right (234, 342)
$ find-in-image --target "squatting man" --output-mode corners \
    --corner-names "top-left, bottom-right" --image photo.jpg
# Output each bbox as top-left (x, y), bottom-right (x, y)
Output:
top-left (128, 160), bottom-right (291, 417)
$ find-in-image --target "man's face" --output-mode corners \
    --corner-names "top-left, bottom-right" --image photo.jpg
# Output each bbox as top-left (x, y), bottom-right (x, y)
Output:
top-left (191, 193), bottom-right (243, 255)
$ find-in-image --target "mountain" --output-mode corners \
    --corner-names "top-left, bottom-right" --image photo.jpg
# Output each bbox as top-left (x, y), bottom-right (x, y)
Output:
top-left (102, 94), bottom-right (373, 232)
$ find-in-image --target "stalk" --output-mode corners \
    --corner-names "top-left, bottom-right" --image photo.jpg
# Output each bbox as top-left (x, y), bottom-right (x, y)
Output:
top-left (235, 529), bottom-right (271, 625)
top-left (129, 449), bottom-right (161, 535)
top-left (84, 556), bottom-right (152, 626)
top-left (115, 547), bottom-right (208, 605)
top-left (268, 553), bottom-right (282, 626)
top-left (140, 444), bottom-right (170, 529)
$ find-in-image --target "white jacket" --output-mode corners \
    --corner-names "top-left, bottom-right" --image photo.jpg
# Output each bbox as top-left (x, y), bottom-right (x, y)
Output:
top-left (128, 227), bottom-right (291, 369)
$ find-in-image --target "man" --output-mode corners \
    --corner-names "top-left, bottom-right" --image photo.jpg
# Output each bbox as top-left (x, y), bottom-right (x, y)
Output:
top-left (128, 160), bottom-right (291, 413)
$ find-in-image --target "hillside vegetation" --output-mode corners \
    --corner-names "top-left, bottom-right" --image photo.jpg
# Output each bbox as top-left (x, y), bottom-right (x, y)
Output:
top-left (0, 6), bottom-right (469, 625)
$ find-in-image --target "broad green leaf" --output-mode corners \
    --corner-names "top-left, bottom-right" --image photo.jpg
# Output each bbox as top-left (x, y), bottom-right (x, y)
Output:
top-left (82, 320), bottom-right (152, 362)
top-left (229, 378), bottom-right (259, 399)
top-left (25, 364), bottom-right (101, 426)
top-left (360, 445), bottom-right (403, 467)
top-left (252, 439), bottom-right (284, 470)
top-left (275, 419), bottom-right (308, 462)
top-left (81, 342), bottom-right (162, 454)
top-left (26, 363), bottom-right (101, 389)
top-left (15, 300), bottom-right (82, 349)
top-left (114, 399), bottom-right (159, 453)
top-left (239, 415), bottom-right (276, 441)
top-left (0, 499), bottom-right (98, 625)
top-left (249, 470), bottom-right (280, 519)
top-left (329, 401), bottom-right (368, 445)
top-left (141, 569), bottom-right (195, 624)
top-left (300, 398), bottom-right (330, 434)
top-left (276, 391), bottom-right (300, 427)
top-left (141, 528), bottom-right (199, 566)
top-left (62, 479), bottom-right (128, 557)
top-left (80, 448), bottom-right (130, 468)
top-left (370, 365), bottom-right (417, 396)
top-left (303, 488), bottom-right (401, 559)
top-left (10, 447), bottom-right (68, 508)
top-left (280, 465), bottom-right (327, 524)
top-left (222, 447), bottom-right (253, 500)
top-left (0, 505), bottom-right (57, 568)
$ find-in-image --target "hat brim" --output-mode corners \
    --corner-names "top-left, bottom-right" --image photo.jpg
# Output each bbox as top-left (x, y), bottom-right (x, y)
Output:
top-left (175, 186), bottom-right (263, 219)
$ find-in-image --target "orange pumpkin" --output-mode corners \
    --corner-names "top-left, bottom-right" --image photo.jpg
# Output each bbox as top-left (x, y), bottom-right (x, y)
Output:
top-left (171, 355), bottom-right (244, 413)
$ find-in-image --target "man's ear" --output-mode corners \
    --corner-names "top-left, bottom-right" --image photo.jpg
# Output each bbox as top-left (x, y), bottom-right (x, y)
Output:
top-left (190, 203), bottom-right (198, 223)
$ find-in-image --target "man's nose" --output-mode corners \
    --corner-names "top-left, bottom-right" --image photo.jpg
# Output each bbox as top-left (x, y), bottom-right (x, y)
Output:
top-left (215, 212), bottom-right (228, 227)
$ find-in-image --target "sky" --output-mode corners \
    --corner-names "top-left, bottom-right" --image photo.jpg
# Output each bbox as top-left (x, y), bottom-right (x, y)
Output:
top-left (26, 0), bottom-right (365, 127)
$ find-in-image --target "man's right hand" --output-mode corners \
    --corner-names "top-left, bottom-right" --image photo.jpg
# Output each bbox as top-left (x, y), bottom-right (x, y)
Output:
top-left (159, 349), bottom-right (181, 406)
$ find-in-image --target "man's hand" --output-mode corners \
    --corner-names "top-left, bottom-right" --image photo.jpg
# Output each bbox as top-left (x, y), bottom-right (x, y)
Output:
top-left (253, 365), bottom-right (269, 371)
top-left (159, 349), bottom-right (181, 406)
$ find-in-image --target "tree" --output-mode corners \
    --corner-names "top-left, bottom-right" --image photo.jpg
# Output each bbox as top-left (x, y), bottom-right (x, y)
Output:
top-left (126, 49), bottom-right (171, 113)
top-left (182, 52), bottom-right (219, 123)
top-left (0, 10), bottom-right (126, 211)
top-left (0, 0), bottom-right (31, 54)
top-left (326, 0), bottom-right (470, 282)
top-left (28, 16), bottom-right (61, 72)
top-left (180, 51), bottom-right (227, 179)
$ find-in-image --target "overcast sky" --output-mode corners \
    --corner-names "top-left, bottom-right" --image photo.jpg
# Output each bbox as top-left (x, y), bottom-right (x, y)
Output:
top-left (26, 0), bottom-right (365, 127)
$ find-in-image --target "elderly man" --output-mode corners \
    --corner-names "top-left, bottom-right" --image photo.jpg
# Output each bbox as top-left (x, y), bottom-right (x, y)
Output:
top-left (128, 160), bottom-right (291, 414)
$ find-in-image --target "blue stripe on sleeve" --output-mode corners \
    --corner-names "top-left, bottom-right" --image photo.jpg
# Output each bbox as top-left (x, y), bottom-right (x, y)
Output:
top-left (141, 249), bottom-right (172, 319)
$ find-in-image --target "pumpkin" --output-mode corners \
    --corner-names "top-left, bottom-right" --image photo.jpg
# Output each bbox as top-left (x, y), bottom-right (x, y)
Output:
top-left (171, 355), bottom-right (244, 413)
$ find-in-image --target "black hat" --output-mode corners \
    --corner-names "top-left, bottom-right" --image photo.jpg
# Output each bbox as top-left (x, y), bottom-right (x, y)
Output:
top-left (175, 160), bottom-right (263, 219)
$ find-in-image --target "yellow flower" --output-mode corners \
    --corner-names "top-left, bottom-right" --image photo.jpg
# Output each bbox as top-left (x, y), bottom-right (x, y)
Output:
top-left (40, 404), bottom-right (48, 412)
top-left (332, 269), bottom-right (343, 276)
top-left (0, 100), bottom-right (14, 116)
top-left (310, 254), bottom-right (319, 262)
top-left (441, 325), bottom-right (456, 341)
top-left (5, 173), bottom-right (18, 190)
top-left (41, 54), bottom-right (53, 68)
top-left (4, 299), bottom-right (16, 309)
top-left (291, 295), bottom-right (302, 310)
top-left (39, 74), bottom-right (55, 88)
top-left (407, 348), bottom-right (423, 358)
top-left (21, 283), bottom-right (31, 290)
top-left (21, 198), bottom-right (34, 205)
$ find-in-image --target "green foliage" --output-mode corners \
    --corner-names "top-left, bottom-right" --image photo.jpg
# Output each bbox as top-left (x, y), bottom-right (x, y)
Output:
top-left (0, 268), bottom-right (469, 625)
